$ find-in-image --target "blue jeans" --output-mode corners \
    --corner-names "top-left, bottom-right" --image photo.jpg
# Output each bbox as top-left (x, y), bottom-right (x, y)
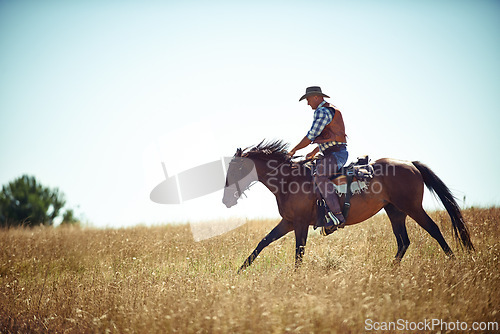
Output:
top-left (314, 147), bottom-right (349, 217)
top-left (314, 148), bottom-right (349, 179)
top-left (329, 148), bottom-right (348, 171)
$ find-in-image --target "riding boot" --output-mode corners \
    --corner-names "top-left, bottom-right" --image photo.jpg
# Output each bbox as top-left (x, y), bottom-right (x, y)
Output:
top-left (315, 176), bottom-right (346, 229)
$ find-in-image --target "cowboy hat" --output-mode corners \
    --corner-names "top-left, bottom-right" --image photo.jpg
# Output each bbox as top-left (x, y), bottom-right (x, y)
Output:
top-left (299, 86), bottom-right (330, 101)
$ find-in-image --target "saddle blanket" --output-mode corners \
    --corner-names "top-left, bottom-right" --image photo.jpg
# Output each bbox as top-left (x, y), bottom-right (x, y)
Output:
top-left (332, 179), bottom-right (368, 196)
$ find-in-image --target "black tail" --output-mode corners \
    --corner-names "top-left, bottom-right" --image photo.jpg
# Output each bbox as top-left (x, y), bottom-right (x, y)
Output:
top-left (412, 161), bottom-right (474, 251)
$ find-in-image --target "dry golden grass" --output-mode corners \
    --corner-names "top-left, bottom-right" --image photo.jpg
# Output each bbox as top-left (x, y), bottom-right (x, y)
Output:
top-left (1, 208), bottom-right (499, 333)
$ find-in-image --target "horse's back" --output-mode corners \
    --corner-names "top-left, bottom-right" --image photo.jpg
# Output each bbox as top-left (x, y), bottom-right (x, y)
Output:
top-left (372, 158), bottom-right (425, 206)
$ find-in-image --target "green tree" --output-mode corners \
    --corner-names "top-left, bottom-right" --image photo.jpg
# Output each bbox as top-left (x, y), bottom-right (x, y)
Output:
top-left (0, 175), bottom-right (66, 227)
top-left (61, 208), bottom-right (80, 225)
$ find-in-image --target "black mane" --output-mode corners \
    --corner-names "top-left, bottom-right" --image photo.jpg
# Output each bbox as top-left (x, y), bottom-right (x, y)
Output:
top-left (236, 139), bottom-right (290, 162)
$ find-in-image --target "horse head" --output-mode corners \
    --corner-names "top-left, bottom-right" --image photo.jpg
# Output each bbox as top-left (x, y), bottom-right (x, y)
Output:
top-left (222, 149), bottom-right (258, 208)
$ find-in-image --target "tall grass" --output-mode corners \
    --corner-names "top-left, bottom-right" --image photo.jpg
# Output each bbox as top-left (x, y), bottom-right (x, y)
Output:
top-left (1, 208), bottom-right (499, 333)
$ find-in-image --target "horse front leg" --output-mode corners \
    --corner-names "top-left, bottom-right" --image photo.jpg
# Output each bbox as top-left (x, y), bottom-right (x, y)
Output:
top-left (294, 221), bottom-right (310, 269)
top-left (238, 219), bottom-right (293, 273)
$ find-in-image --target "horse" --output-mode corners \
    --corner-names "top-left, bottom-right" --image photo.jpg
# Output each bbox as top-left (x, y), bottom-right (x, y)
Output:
top-left (222, 140), bottom-right (474, 273)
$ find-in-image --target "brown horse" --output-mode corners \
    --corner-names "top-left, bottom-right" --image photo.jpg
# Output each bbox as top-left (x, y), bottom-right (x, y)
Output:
top-left (222, 140), bottom-right (474, 272)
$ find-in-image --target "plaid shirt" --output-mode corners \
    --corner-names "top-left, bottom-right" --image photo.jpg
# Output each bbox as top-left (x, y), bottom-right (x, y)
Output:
top-left (306, 101), bottom-right (344, 152)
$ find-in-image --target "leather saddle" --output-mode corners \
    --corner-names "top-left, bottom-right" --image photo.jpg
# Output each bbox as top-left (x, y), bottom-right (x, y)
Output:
top-left (329, 155), bottom-right (374, 182)
top-left (314, 155), bottom-right (374, 229)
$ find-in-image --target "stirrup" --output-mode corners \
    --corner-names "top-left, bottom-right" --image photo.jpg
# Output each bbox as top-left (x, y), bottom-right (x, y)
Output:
top-left (327, 212), bottom-right (340, 226)
top-left (320, 224), bottom-right (337, 236)
top-left (320, 214), bottom-right (338, 236)
top-left (328, 211), bottom-right (345, 228)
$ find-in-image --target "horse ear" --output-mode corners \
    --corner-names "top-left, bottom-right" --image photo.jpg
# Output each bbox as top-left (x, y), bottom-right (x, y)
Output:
top-left (236, 148), bottom-right (242, 157)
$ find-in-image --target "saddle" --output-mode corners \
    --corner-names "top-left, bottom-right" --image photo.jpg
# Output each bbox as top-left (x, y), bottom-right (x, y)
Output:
top-left (330, 155), bottom-right (374, 181)
top-left (315, 155), bottom-right (375, 229)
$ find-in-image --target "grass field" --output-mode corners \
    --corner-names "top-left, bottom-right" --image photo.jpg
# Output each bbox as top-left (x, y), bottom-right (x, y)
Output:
top-left (1, 207), bottom-right (499, 333)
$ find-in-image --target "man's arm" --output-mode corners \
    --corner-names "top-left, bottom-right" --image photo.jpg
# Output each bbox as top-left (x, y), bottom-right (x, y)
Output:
top-left (288, 105), bottom-right (332, 158)
top-left (288, 136), bottom-right (312, 157)
top-left (306, 146), bottom-right (319, 159)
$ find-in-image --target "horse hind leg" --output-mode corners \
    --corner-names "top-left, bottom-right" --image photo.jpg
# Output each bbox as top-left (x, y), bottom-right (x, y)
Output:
top-left (385, 204), bottom-right (410, 262)
top-left (408, 207), bottom-right (454, 258)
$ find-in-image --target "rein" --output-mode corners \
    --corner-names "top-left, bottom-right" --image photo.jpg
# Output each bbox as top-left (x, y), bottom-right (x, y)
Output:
top-left (233, 155), bottom-right (297, 198)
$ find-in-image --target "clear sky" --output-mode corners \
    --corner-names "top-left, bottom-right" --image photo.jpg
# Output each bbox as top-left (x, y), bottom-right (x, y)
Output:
top-left (1, 0), bottom-right (499, 228)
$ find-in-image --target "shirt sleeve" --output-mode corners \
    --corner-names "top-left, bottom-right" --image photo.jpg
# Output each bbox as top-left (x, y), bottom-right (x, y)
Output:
top-left (306, 107), bottom-right (333, 141)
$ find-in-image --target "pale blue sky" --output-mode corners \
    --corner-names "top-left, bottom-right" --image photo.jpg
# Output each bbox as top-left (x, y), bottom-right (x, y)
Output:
top-left (1, 0), bottom-right (499, 227)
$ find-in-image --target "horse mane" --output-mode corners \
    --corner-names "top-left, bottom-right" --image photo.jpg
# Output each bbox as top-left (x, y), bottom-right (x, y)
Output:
top-left (237, 139), bottom-right (291, 162)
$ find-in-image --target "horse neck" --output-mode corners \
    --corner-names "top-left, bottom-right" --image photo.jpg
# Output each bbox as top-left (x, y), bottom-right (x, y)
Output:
top-left (251, 157), bottom-right (290, 195)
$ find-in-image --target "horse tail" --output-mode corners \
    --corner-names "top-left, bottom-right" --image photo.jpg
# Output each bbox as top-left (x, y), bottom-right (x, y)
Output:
top-left (412, 161), bottom-right (474, 251)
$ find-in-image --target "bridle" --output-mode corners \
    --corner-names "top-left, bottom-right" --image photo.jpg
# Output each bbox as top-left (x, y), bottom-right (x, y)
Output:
top-left (227, 155), bottom-right (294, 199)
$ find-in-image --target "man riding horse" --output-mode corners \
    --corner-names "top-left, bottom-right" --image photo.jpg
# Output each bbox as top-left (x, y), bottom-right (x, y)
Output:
top-left (288, 86), bottom-right (348, 235)
top-left (224, 87), bottom-right (473, 271)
